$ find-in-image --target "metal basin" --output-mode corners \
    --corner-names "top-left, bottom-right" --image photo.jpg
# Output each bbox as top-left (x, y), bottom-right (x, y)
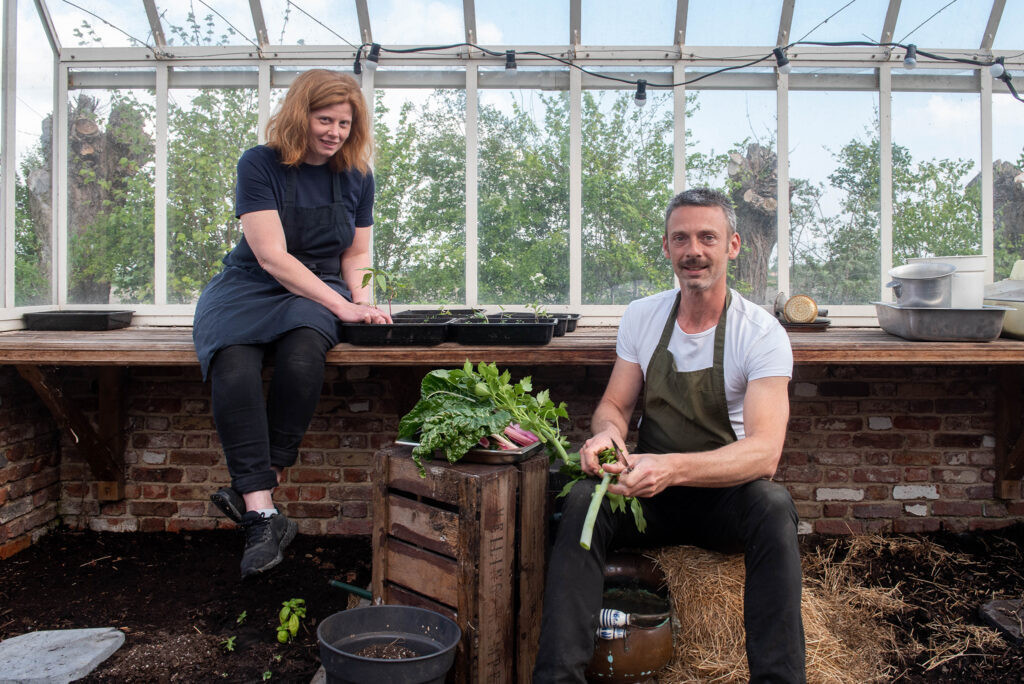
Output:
top-left (874, 302), bottom-right (1011, 342)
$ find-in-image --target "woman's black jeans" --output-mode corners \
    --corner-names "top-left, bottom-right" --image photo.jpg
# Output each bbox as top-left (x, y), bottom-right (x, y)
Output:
top-left (533, 478), bottom-right (806, 684)
top-left (209, 326), bottom-right (332, 495)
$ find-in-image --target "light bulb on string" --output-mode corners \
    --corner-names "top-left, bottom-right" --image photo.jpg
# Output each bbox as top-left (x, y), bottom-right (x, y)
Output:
top-left (634, 79), bottom-right (647, 107)
top-left (365, 43), bottom-right (381, 71)
top-left (353, 49), bottom-right (362, 75)
top-left (991, 57), bottom-right (1006, 79)
top-left (904, 44), bottom-right (918, 69)
top-left (505, 50), bottom-right (517, 71)
top-left (773, 47), bottom-right (791, 74)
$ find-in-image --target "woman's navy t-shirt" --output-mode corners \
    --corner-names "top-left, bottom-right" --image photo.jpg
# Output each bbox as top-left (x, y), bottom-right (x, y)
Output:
top-left (234, 144), bottom-right (374, 225)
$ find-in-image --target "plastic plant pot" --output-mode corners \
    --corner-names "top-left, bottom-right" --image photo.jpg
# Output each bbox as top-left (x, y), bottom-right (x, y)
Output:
top-left (317, 605), bottom-right (461, 684)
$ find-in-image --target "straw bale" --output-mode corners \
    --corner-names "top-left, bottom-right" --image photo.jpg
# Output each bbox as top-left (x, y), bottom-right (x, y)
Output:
top-left (652, 545), bottom-right (899, 683)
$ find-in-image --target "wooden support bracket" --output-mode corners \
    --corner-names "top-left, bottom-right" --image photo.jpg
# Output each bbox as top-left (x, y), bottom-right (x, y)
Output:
top-left (995, 366), bottom-right (1024, 500)
top-left (16, 365), bottom-right (126, 501)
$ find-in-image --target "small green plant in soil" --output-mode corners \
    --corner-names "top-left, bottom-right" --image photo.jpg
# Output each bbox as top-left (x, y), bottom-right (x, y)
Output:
top-left (276, 598), bottom-right (306, 644)
top-left (220, 636), bottom-right (237, 653)
top-left (359, 267), bottom-right (402, 317)
top-left (559, 446), bottom-right (647, 550)
top-left (262, 671), bottom-right (272, 681)
top-left (235, 610), bottom-right (247, 626)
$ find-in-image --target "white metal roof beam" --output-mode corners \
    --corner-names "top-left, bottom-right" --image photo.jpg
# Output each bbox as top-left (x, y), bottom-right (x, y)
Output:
top-left (463, 0), bottom-right (476, 44)
top-left (570, 0), bottom-right (581, 45)
top-left (249, 0), bottom-right (269, 48)
top-left (675, 0), bottom-right (688, 46)
top-left (881, 0), bottom-right (901, 43)
top-left (778, 0), bottom-right (794, 47)
top-left (355, 0), bottom-right (371, 46)
top-left (142, 0), bottom-right (165, 47)
top-left (33, 0), bottom-right (61, 53)
top-left (981, 0), bottom-right (1005, 50)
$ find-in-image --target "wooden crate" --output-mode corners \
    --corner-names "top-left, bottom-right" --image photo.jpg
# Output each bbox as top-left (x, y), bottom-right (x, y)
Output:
top-left (372, 444), bottom-right (547, 684)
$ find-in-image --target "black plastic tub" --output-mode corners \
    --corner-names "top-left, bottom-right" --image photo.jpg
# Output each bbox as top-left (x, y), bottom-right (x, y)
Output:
top-left (450, 315), bottom-right (555, 345)
top-left (553, 313), bottom-right (581, 333)
top-left (344, 321), bottom-right (449, 346)
top-left (318, 605), bottom-right (461, 684)
top-left (23, 310), bottom-right (134, 331)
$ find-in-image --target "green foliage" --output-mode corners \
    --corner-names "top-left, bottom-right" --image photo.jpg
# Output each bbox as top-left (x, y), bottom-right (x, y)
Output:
top-left (220, 636), bottom-right (237, 652)
top-left (358, 266), bottom-right (403, 314)
top-left (398, 361), bottom-right (570, 473)
top-left (276, 598), bottom-right (306, 644)
top-left (236, 610), bottom-right (247, 625)
top-left (559, 447), bottom-right (646, 551)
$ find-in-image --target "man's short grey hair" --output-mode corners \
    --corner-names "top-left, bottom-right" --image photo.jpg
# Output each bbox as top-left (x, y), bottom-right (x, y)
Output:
top-left (664, 188), bottom-right (737, 236)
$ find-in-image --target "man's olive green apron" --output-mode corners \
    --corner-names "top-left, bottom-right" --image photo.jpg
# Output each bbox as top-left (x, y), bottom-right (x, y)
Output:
top-left (636, 290), bottom-right (737, 455)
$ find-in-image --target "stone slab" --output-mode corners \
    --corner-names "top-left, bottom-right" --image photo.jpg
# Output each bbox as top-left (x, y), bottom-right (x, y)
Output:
top-left (0, 627), bottom-right (125, 683)
top-left (979, 599), bottom-right (1024, 646)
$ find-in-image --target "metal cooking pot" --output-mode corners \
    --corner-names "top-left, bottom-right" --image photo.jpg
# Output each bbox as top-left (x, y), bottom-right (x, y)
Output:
top-left (886, 262), bottom-right (956, 307)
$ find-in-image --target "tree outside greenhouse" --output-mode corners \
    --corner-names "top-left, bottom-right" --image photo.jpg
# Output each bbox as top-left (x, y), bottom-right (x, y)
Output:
top-left (12, 18), bottom-right (1024, 309)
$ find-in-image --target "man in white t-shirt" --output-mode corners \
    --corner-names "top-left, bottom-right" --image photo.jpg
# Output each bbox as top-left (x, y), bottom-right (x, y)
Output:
top-left (533, 188), bottom-right (805, 683)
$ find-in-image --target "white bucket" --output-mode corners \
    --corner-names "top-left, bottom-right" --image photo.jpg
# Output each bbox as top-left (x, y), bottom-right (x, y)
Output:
top-left (908, 255), bottom-right (986, 308)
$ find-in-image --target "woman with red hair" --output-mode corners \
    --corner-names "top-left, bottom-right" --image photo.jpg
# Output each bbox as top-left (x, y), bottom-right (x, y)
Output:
top-left (194, 69), bottom-right (389, 578)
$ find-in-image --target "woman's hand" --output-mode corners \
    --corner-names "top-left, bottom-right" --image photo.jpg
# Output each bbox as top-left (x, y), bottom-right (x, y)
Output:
top-left (337, 302), bottom-right (391, 324)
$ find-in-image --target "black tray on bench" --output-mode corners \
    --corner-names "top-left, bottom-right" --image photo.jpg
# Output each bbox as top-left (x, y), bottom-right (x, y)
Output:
top-left (343, 319), bottom-right (451, 346)
top-left (450, 315), bottom-right (556, 345)
top-left (23, 310), bottom-right (134, 331)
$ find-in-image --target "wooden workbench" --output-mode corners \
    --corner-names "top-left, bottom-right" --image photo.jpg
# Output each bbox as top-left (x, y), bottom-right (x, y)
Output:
top-left (1, 325), bottom-right (1023, 366)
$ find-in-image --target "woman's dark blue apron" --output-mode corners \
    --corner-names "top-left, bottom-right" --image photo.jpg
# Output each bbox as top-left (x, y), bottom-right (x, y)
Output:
top-left (193, 166), bottom-right (355, 379)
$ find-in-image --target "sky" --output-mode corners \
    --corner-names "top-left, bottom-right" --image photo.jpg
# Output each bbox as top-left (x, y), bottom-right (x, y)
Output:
top-left (6, 0), bottom-right (1024, 188)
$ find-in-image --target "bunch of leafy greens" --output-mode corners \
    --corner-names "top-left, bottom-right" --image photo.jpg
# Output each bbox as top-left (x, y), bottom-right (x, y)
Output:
top-left (559, 447), bottom-right (646, 550)
top-left (399, 361), bottom-right (570, 474)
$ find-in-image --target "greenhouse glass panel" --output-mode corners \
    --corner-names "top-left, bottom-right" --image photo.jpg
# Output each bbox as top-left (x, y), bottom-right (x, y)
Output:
top-left (582, 87), bottom-right (674, 304)
top-left (686, 0), bottom-right (783, 47)
top-left (373, 87), bottom-right (466, 305)
top-left (992, 93), bottom-right (1024, 280)
top-left (789, 0), bottom-right (888, 45)
top-left (992, 2), bottom-right (1023, 50)
top-left (262, 0), bottom-right (361, 47)
top-left (367, 0), bottom-right (464, 46)
top-left (685, 88), bottom-right (778, 305)
top-left (167, 84), bottom-right (258, 304)
top-left (15, 1), bottom-right (55, 305)
top-left (48, 0), bottom-right (153, 48)
top-left (474, 0), bottom-right (567, 46)
top-left (892, 0), bottom-right (989, 51)
top-left (478, 81), bottom-right (569, 305)
top-left (580, 0), bottom-right (676, 46)
top-left (789, 88), bottom-right (880, 306)
top-left (66, 87), bottom-right (156, 305)
top-left (156, 1), bottom-right (259, 47)
top-left (891, 88), bottom-right (981, 268)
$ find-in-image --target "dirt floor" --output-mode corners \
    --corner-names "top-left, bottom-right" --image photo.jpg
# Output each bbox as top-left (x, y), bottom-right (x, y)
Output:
top-left (0, 524), bottom-right (1022, 682)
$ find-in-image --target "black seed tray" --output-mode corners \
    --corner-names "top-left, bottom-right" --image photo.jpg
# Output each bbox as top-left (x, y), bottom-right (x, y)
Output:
top-left (23, 310), bottom-right (134, 331)
top-left (451, 315), bottom-right (556, 345)
top-left (344, 321), bottom-right (449, 346)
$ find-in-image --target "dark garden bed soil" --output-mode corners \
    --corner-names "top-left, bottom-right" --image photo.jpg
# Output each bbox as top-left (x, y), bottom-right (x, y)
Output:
top-left (1, 524), bottom-right (1023, 682)
top-left (0, 528), bottom-right (372, 683)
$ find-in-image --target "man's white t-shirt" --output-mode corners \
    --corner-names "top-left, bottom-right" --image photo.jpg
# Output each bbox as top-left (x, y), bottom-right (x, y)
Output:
top-left (616, 288), bottom-right (793, 440)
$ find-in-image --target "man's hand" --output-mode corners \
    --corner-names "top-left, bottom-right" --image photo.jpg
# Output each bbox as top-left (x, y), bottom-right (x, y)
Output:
top-left (604, 453), bottom-right (676, 498)
top-left (580, 429), bottom-right (630, 477)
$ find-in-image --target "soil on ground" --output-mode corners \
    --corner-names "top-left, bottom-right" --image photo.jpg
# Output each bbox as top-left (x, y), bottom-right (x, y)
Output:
top-left (0, 525), bottom-right (1022, 682)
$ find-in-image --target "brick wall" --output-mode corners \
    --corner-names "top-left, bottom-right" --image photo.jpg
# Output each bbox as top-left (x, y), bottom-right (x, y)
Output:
top-left (780, 364), bottom-right (1024, 534)
top-left (0, 367), bottom-right (62, 558)
top-left (1, 361), bottom-right (1022, 555)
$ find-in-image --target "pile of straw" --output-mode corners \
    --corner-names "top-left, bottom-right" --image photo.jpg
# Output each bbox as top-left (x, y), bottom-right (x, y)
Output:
top-left (651, 535), bottom-right (1007, 682)
top-left (653, 543), bottom-right (902, 683)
